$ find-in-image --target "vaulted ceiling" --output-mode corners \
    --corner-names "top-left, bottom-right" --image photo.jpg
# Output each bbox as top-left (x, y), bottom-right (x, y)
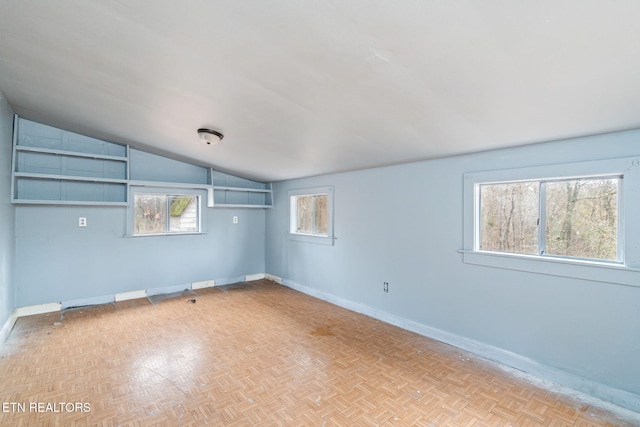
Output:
top-left (1, 1), bottom-right (639, 181)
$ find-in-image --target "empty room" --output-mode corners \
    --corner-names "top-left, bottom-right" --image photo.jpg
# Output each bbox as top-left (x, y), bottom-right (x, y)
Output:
top-left (1, 1), bottom-right (639, 426)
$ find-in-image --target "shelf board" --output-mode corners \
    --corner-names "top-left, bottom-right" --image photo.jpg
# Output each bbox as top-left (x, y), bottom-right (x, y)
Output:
top-left (213, 186), bottom-right (271, 193)
top-left (212, 203), bottom-right (273, 209)
top-left (16, 145), bottom-right (128, 161)
top-left (11, 199), bottom-right (128, 206)
top-left (14, 172), bottom-right (128, 184)
top-left (129, 180), bottom-right (210, 189)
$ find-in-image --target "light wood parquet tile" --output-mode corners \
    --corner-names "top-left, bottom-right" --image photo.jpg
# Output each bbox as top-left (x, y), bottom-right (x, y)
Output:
top-left (0, 279), bottom-right (637, 426)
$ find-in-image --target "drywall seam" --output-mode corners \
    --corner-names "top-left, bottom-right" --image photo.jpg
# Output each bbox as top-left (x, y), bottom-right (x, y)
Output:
top-left (279, 276), bottom-right (640, 415)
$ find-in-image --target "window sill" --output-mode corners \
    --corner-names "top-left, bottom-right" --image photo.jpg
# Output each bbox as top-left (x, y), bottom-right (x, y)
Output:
top-left (459, 250), bottom-right (640, 288)
top-left (288, 233), bottom-right (335, 246)
top-left (124, 232), bottom-right (206, 238)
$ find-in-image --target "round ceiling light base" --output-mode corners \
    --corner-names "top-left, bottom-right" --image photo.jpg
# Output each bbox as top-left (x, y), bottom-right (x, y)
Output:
top-left (198, 128), bottom-right (224, 145)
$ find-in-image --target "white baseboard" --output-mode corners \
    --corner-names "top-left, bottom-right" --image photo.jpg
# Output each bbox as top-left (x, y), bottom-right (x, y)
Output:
top-left (11, 273), bottom-right (261, 320)
top-left (265, 273), bottom-right (283, 284)
top-left (15, 302), bottom-right (62, 317)
top-left (0, 311), bottom-right (18, 344)
top-left (115, 289), bottom-right (147, 302)
top-left (280, 278), bottom-right (640, 416)
top-left (191, 280), bottom-right (215, 290)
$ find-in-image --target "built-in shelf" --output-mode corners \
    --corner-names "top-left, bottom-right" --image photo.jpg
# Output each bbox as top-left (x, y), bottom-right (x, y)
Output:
top-left (15, 172), bottom-right (128, 184)
top-left (213, 186), bottom-right (272, 193)
top-left (10, 117), bottom-right (274, 209)
top-left (15, 145), bottom-right (128, 161)
top-left (129, 180), bottom-right (211, 190)
top-left (13, 200), bottom-right (129, 206)
top-left (11, 116), bottom-right (129, 205)
top-left (210, 169), bottom-right (273, 208)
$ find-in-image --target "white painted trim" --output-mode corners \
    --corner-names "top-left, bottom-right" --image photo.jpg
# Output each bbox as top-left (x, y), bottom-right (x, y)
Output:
top-left (11, 274), bottom-right (268, 319)
top-left (15, 302), bottom-right (62, 317)
top-left (115, 289), bottom-right (147, 302)
top-left (281, 278), bottom-right (640, 415)
top-left (0, 311), bottom-right (18, 344)
top-left (191, 280), bottom-right (215, 290)
top-left (460, 250), bottom-right (640, 288)
top-left (4, 272), bottom-right (269, 338)
top-left (265, 274), bottom-right (283, 284)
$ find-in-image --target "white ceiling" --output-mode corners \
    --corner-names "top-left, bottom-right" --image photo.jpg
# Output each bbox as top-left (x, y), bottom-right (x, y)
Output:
top-left (1, 1), bottom-right (639, 182)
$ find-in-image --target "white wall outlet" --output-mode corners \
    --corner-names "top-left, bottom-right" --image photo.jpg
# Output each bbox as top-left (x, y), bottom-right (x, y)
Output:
top-left (78, 217), bottom-right (87, 227)
top-left (233, 216), bottom-right (238, 224)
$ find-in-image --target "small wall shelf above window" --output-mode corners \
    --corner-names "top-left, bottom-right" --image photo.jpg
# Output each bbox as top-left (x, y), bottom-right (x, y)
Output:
top-left (209, 169), bottom-right (272, 208)
top-left (11, 116), bottom-right (129, 205)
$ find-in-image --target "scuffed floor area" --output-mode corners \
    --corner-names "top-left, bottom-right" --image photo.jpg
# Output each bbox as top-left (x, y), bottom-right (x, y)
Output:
top-left (0, 279), bottom-right (637, 426)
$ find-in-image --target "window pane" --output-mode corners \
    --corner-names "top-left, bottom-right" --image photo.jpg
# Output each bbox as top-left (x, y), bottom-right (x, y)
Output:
top-left (545, 178), bottom-right (618, 260)
top-left (168, 196), bottom-right (198, 233)
top-left (296, 195), bottom-right (314, 234)
top-left (134, 194), bottom-right (167, 235)
top-left (480, 182), bottom-right (539, 255)
top-left (314, 195), bottom-right (328, 235)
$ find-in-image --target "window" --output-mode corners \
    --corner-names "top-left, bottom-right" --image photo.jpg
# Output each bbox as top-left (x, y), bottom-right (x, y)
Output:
top-left (462, 156), bottom-right (640, 288)
top-left (479, 177), bottom-right (620, 262)
top-left (134, 194), bottom-right (199, 235)
top-left (292, 194), bottom-right (328, 235)
top-left (289, 186), bottom-right (334, 245)
top-left (128, 188), bottom-right (203, 236)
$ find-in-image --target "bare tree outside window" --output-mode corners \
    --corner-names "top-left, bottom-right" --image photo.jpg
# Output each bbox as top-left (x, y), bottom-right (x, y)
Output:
top-left (314, 195), bottom-right (328, 235)
top-left (545, 178), bottom-right (618, 260)
top-left (293, 194), bottom-right (328, 236)
top-left (480, 182), bottom-right (538, 255)
top-left (479, 177), bottom-right (619, 262)
top-left (296, 196), bottom-right (314, 234)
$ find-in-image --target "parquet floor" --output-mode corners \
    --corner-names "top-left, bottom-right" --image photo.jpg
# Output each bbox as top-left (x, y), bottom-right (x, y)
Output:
top-left (0, 279), bottom-right (637, 426)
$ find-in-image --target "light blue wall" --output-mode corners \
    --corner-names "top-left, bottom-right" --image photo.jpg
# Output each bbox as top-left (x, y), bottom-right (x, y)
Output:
top-left (266, 130), bottom-right (640, 405)
top-left (15, 146), bottom-right (265, 306)
top-left (0, 93), bottom-right (16, 327)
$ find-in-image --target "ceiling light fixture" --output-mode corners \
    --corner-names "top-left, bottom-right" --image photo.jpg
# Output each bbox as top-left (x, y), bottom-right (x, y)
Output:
top-left (198, 128), bottom-right (224, 145)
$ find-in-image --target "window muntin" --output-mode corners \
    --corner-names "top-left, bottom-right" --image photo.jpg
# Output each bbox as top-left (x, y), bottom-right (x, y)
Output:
top-left (478, 177), bottom-right (621, 262)
top-left (134, 193), bottom-right (200, 235)
top-left (291, 193), bottom-right (328, 236)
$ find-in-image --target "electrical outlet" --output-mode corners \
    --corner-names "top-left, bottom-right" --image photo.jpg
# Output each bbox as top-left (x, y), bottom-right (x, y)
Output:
top-left (233, 216), bottom-right (238, 224)
top-left (78, 217), bottom-right (87, 227)
top-left (383, 281), bottom-right (389, 293)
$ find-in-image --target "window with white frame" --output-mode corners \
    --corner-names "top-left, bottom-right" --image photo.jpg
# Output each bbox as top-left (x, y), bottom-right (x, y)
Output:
top-left (478, 177), bottom-right (620, 262)
top-left (289, 186), bottom-right (334, 244)
top-left (129, 188), bottom-right (203, 236)
top-left (462, 156), bottom-right (640, 287)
